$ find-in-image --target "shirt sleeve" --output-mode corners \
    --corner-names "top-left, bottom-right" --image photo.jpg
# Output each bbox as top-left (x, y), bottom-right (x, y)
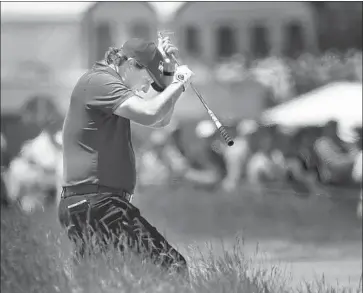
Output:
top-left (86, 72), bottom-right (134, 115)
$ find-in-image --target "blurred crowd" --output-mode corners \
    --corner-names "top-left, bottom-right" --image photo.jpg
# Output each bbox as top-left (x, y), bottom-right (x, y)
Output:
top-left (1, 96), bottom-right (63, 213)
top-left (0, 88), bottom-right (361, 220)
top-left (1, 95), bottom-right (362, 219)
top-left (189, 50), bottom-right (362, 105)
top-left (137, 118), bottom-right (362, 218)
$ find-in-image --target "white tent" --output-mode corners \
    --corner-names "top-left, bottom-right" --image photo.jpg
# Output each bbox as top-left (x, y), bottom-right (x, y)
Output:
top-left (261, 82), bottom-right (362, 132)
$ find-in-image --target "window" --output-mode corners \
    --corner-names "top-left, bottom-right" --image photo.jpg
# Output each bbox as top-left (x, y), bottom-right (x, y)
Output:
top-left (185, 26), bottom-right (201, 56)
top-left (131, 23), bottom-right (150, 40)
top-left (96, 23), bottom-right (113, 61)
top-left (250, 24), bottom-right (269, 59)
top-left (284, 22), bottom-right (305, 58)
top-left (216, 25), bottom-right (237, 59)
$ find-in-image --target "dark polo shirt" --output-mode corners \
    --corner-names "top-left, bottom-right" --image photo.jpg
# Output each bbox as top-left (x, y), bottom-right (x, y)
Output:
top-left (62, 61), bottom-right (137, 194)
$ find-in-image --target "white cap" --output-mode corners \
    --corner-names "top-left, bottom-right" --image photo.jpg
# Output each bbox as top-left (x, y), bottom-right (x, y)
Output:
top-left (237, 120), bottom-right (258, 136)
top-left (195, 120), bottom-right (216, 138)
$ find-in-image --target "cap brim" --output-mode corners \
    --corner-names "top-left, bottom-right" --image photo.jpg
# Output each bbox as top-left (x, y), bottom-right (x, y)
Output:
top-left (146, 48), bottom-right (167, 91)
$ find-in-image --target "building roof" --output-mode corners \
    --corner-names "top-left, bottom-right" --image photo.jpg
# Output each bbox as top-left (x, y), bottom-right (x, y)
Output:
top-left (85, 2), bottom-right (157, 17)
top-left (1, 2), bottom-right (175, 23)
top-left (1, 2), bottom-right (93, 22)
top-left (150, 2), bottom-right (186, 23)
top-left (173, 2), bottom-right (316, 20)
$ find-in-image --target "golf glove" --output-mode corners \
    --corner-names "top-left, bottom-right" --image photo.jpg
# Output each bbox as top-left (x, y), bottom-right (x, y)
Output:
top-left (173, 65), bottom-right (194, 91)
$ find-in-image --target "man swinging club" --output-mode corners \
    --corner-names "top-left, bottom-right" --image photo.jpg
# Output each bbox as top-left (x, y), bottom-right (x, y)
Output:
top-left (58, 35), bottom-right (194, 275)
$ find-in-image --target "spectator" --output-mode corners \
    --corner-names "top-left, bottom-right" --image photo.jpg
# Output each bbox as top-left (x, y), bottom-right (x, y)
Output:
top-left (138, 129), bottom-right (170, 187)
top-left (314, 120), bottom-right (357, 186)
top-left (138, 120), bottom-right (191, 189)
top-left (357, 192), bottom-right (362, 220)
top-left (161, 120), bottom-right (191, 182)
top-left (1, 132), bottom-right (7, 152)
top-left (1, 133), bottom-right (10, 207)
top-left (245, 126), bottom-right (276, 189)
top-left (6, 104), bottom-right (63, 214)
top-left (181, 120), bottom-right (227, 189)
top-left (351, 126), bottom-right (362, 219)
top-left (221, 119), bottom-right (257, 192)
top-left (352, 127), bottom-right (362, 182)
top-left (283, 128), bottom-right (326, 197)
top-left (0, 132), bottom-right (10, 170)
top-left (268, 126), bottom-right (290, 184)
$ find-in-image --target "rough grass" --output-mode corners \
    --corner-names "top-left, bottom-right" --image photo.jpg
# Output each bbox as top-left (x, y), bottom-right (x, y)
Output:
top-left (1, 206), bottom-right (362, 293)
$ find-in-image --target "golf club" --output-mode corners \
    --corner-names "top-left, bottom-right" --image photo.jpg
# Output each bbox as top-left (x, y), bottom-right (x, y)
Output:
top-left (158, 32), bottom-right (234, 147)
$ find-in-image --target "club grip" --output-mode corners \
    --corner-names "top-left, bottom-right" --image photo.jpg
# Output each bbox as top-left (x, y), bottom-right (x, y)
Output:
top-left (218, 126), bottom-right (234, 147)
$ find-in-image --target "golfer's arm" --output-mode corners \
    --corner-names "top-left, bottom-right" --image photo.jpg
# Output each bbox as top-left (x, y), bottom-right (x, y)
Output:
top-left (114, 82), bottom-right (183, 126)
top-left (149, 68), bottom-right (177, 127)
top-left (150, 102), bottom-right (175, 128)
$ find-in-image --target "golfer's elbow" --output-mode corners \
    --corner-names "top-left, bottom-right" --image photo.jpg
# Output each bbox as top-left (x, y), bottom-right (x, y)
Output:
top-left (145, 104), bottom-right (172, 126)
top-left (140, 107), bottom-right (161, 126)
top-left (144, 89), bottom-right (179, 125)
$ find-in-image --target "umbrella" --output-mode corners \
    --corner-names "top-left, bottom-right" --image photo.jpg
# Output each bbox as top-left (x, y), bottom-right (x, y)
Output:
top-left (261, 82), bottom-right (362, 131)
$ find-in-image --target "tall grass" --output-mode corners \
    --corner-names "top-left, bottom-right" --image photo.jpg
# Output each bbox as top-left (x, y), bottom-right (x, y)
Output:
top-left (1, 207), bottom-right (362, 293)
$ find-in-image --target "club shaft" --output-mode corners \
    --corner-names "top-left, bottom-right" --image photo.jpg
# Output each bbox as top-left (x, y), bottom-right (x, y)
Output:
top-left (169, 54), bottom-right (234, 146)
top-left (170, 56), bottom-right (209, 109)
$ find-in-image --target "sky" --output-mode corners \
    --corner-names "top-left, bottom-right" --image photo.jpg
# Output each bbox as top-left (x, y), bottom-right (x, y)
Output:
top-left (1, 1), bottom-right (185, 19)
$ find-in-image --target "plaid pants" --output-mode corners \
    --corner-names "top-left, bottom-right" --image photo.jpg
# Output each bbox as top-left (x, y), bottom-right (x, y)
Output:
top-left (58, 192), bottom-right (187, 275)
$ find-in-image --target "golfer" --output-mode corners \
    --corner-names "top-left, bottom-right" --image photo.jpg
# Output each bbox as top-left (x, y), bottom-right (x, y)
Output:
top-left (58, 36), bottom-right (193, 275)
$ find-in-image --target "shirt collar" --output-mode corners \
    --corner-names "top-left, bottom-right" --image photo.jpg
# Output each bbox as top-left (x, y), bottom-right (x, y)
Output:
top-left (93, 60), bottom-right (122, 80)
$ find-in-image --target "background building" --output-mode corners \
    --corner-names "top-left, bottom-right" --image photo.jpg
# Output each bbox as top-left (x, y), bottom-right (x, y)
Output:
top-left (81, 2), bottom-right (159, 69)
top-left (0, 2), bottom-right (159, 155)
top-left (1, 2), bottom-right (159, 116)
top-left (167, 2), bottom-right (318, 66)
top-left (311, 2), bottom-right (362, 52)
top-left (1, 12), bottom-right (83, 116)
top-left (1, 2), bottom-right (362, 129)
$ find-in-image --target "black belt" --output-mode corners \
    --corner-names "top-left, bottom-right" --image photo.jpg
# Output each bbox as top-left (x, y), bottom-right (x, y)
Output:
top-left (62, 184), bottom-right (133, 202)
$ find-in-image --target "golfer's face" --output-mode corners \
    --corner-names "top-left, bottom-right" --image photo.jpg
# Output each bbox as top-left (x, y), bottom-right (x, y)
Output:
top-left (129, 67), bottom-right (153, 93)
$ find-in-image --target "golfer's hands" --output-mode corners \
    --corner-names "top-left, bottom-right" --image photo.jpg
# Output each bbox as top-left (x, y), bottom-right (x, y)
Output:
top-left (173, 65), bottom-right (194, 90)
top-left (157, 32), bottom-right (194, 89)
top-left (158, 34), bottom-right (178, 72)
